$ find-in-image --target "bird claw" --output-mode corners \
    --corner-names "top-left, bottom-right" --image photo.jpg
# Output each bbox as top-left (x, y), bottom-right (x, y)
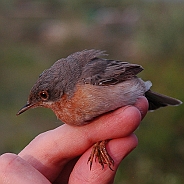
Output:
top-left (87, 140), bottom-right (114, 171)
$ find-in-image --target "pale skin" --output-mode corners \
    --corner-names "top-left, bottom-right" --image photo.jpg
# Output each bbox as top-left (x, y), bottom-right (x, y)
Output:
top-left (0, 97), bottom-right (148, 184)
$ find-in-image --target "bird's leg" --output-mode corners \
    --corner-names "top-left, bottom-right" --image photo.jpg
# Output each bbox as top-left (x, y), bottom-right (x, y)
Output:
top-left (87, 140), bottom-right (114, 170)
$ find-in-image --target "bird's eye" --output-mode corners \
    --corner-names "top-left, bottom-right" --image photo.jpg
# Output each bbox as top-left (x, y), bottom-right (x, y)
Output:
top-left (39, 90), bottom-right (49, 101)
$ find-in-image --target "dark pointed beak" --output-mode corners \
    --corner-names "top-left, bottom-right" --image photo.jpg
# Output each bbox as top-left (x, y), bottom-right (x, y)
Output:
top-left (16, 103), bottom-right (35, 115)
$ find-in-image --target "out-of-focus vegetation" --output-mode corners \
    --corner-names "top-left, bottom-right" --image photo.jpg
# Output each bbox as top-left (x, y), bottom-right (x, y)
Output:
top-left (0, 0), bottom-right (184, 183)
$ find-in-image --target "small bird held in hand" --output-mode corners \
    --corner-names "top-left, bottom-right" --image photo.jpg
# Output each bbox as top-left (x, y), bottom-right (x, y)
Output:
top-left (17, 49), bottom-right (182, 170)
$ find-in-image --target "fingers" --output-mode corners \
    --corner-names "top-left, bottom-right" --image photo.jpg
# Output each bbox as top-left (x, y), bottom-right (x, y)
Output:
top-left (0, 133), bottom-right (138, 184)
top-left (134, 96), bottom-right (149, 119)
top-left (0, 153), bottom-right (51, 184)
top-left (67, 134), bottom-right (138, 184)
top-left (18, 99), bottom-right (146, 182)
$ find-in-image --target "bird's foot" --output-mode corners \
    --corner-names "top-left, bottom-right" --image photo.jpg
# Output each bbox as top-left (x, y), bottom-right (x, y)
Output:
top-left (87, 140), bottom-right (114, 170)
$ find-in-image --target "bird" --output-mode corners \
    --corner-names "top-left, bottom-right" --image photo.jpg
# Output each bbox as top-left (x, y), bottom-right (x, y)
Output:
top-left (17, 49), bottom-right (182, 170)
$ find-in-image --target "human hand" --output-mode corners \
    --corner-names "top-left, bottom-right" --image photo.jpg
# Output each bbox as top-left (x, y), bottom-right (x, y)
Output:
top-left (0, 97), bottom-right (148, 184)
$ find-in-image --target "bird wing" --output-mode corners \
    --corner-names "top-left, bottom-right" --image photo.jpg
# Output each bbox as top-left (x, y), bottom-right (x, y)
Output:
top-left (66, 49), bottom-right (107, 67)
top-left (80, 58), bottom-right (143, 86)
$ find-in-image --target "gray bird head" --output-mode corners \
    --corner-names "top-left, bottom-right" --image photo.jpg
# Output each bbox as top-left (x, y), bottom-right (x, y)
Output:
top-left (16, 64), bottom-right (65, 115)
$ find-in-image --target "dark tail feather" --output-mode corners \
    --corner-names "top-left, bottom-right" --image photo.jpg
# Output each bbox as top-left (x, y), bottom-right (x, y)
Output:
top-left (145, 90), bottom-right (182, 111)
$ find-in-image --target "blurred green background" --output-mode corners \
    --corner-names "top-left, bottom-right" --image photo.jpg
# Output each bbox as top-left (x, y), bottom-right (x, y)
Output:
top-left (0, 0), bottom-right (184, 183)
